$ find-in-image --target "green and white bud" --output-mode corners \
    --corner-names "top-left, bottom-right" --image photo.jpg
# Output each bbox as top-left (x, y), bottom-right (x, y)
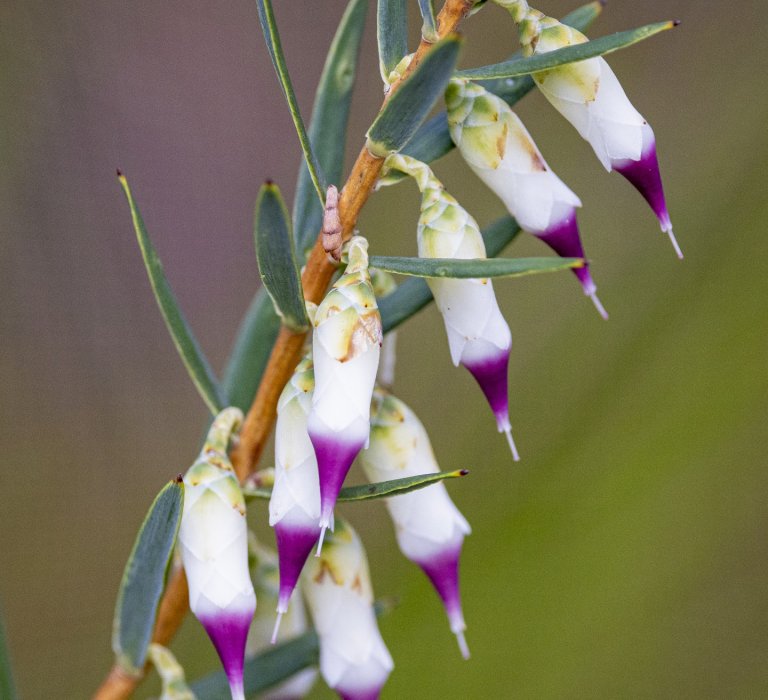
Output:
top-left (301, 519), bottom-right (393, 700)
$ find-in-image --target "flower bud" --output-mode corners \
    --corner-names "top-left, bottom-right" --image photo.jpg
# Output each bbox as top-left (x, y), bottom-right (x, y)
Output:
top-left (445, 78), bottom-right (607, 319)
top-left (269, 355), bottom-right (321, 639)
top-left (178, 408), bottom-right (255, 700)
top-left (496, 2), bottom-right (680, 256)
top-left (246, 535), bottom-right (318, 699)
top-left (147, 644), bottom-right (195, 700)
top-left (383, 153), bottom-right (519, 460)
top-left (308, 236), bottom-right (382, 548)
top-left (301, 519), bottom-right (393, 700)
top-left (360, 389), bottom-right (472, 658)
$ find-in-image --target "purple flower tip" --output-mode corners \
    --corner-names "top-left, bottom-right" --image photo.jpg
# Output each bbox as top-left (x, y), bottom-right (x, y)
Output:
top-left (309, 431), bottom-right (366, 526)
top-left (613, 129), bottom-right (678, 257)
top-left (536, 211), bottom-right (598, 297)
top-left (339, 688), bottom-right (383, 700)
top-left (274, 522), bottom-right (319, 615)
top-left (198, 610), bottom-right (253, 699)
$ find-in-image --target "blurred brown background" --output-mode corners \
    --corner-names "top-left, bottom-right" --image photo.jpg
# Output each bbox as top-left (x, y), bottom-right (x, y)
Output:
top-left (1, 0), bottom-right (767, 697)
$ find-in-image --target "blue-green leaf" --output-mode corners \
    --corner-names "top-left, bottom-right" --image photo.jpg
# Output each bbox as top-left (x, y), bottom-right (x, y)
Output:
top-left (191, 631), bottom-right (319, 698)
top-left (377, 0), bottom-right (408, 81)
top-left (254, 183), bottom-right (309, 332)
top-left (0, 607), bottom-right (18, 700)
top-left (370, 255), bottom-right (581, 279)
top-left (380, 216), bottom-right (521, 333)
top-left (293, 0), bottom-right (368, 258)
top-left (366, 35), bottom-right (462, 157)
top-left (256, 0), bottom-right (326, 204)
top-left (381, 1), bottom-right (603, 183)
top-left (118, 173), bottom-right (227, 415)
top-left (456, 21), bottom-right (676, 81)
top-left (244, 469), bottom-right (468, 502)
top-left (417, 0), bottom-right (437, 41)
top-left (112, 478), bottom-right (185, 676)
top-left (221, 287), bottom-right (281, 413)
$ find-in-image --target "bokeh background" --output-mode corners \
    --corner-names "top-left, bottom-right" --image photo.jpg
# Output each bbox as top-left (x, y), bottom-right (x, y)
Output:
top-left (2, 0), bottom-right (767, 697)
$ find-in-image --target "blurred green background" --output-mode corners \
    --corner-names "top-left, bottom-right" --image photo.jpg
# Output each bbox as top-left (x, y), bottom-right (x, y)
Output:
top-left (2, 0), bottom-right (767, 697)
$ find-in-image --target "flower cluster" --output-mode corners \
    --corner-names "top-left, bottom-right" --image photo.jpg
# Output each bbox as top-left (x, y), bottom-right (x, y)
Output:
top-left (160, 3), bottom-right (680, 699)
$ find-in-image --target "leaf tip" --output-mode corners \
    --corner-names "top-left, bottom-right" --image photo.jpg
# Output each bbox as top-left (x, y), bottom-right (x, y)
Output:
top-left (116, 167), bottom-right (123, 178)
top-left (672, 19), bottom-right (681, 27)
top-left (459, 469), bottom-right (470, 476)
top-left (174, 473), bottom-right (184, 484)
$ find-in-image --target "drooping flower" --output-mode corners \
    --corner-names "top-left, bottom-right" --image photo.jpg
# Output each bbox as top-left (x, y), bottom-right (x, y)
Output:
top-left (246, 534), bottom-right (318, 699)
top-left (383, 153), bottom-right (519, 460)
top-left (147, 644), bottom-right (196, 700)
top-left (269, 353), bottom-right (321, 642)
top-left (307, 236), bottom-right (382, 550)
top-left (360, 388), bottom-right (472, 658)
top-left (178, 407), bottom-right (255, 700)
top-left (445, 78), bottom-right (607, 319)
top-left (301, 518), bottom-right (393, 700)
top-left (494, 0), bottom-right (680, 256)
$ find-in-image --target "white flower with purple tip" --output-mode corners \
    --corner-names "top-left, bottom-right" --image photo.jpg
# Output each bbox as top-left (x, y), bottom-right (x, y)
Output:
top-left (494, 0), bottom-right (680, 256)
top-left (178, 407), bottom-right (255, 700)
top-left (246, 534), bottom-right (317, 699)
top-left (269, 354), bottom-right (321, 642)
top-left (383, 153), bottom-right (519, 460)
top-left (301, 518), bottom-right (393, 700)
top-left (360, 388), bottom-right (472, 658)
top-left (445, 78), bottom-right (607, 319)
top-left (308, 236), bottom-right (382, 550)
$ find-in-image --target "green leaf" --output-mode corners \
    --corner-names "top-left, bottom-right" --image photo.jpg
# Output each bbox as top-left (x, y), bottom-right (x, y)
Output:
top-left (254, 183), bottom-right (309, 332)
top-left (118, 174), bottom-right (227, 415)
top-left (245, 469), bottom-right (468, 503)
top-left (417, 0), bottom-right (437, 41)
top-left (383, 1), bottom-right (603, 183)
top-left (369, 255), bottom-right (582, 279)
top-left (366, 35), bottom-right (462, 157)
top-left (256, 0), bottom-right (326, 205)
top-left (456, 20), bottom-right (677, 81)
top-left (191, 631), bottom-right (319, 699)
top-left (221, 287), bottom-right (281, 413)
top-left (0, 607), bottom-right (18, 700)
top-left (380, 216), bottom-right (521, 333)
top-left (377, 0), bottom-right (408, 82)
top-left (112, 478), bottom-right (185, 676)
top-left (293, 0), bottom-right (368, 257)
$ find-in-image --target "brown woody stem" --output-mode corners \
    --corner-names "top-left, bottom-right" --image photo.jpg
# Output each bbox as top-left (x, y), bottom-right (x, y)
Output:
top-left (93, 2), bottom-right (474, 697)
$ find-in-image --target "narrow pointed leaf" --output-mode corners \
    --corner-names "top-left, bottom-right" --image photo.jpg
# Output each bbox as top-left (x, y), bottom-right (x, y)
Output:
top-left (191, 631), bottom-right (319, 698)
top-left (118, 174), bottom-right (227, 415)
top-left (244, 469), bottom-right (468, 503)
top-left (379, 216), bottom-right (522, 332)
top-left (366, 35), bottom-right (462, 157)
top-left (0, 608), bottom-right (18, 700)
top-left (256, 0), bottom-right (326, 204)
top-left (382, 2), bottom-right (602, 183)
top-left (294, 0), bottom-right (368, 257)
top-left (378, 0), bottom-right (408, 82)
top-left (456, 21), bottom-right (677, 81)
top-left (417, 0), bottom-right (437, 41)
top-left (369, 255), bottom-right (582, 279)
top-left (221, 287), bottom-right (281, 412)
top-left (255, 183), bottom-right (309, 332)
top-left (112, 478), bottom-right (185, 675)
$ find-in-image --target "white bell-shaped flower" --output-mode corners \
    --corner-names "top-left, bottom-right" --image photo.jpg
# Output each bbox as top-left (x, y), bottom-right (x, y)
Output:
top-left (178, 407), bottom-right (255, 700)
top-left (308, 237), bottom-right (382, 548)
top-left (383, 153), bottom-right (519, 460)
top-left (360, 389), bottom-right (472, 658)
top-left (445, 78), bottom-right (607, 318)
top-left (301, 519), bottom-right (393, 700)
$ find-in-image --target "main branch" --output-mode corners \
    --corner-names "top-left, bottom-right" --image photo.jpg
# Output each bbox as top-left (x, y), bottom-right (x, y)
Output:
top-left (93, 2), bottom-right (474, 697)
